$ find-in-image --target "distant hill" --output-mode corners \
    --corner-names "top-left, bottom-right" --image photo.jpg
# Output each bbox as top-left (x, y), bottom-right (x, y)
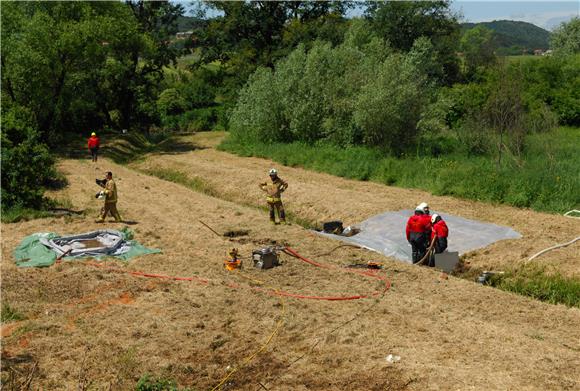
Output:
top-left (461, 20), bottom-right (551, 55)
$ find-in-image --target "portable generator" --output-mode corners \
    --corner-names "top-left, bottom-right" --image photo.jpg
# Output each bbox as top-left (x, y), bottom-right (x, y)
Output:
top-left (253, 247), bottom-right (280, 269)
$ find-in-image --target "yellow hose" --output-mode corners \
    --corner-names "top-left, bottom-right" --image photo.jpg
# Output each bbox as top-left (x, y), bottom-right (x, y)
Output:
top-left (210, 272), bottom-right (286, 391)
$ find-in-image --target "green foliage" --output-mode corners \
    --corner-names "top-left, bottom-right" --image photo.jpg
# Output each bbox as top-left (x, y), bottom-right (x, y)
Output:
top-left (1, 1), bottom-right (184, 143)
top-left (365, 0), bottom-right (460, 84)
top-left (1, 304), bottom-right (25, 323)
top-left (489, 265), bottom-right (580, 308)
top-left (551, 17), bottom-right (580, 56)
top-left (136, 375), bottom-right (179, 391)
top-left (230, 31), bottom-right (437, 152)
top-left (220, 126), bottom-right (580, 214)
top-left (460, 26), bottom-right (497, 79)
top-left (1, 105), bottom-right (56, 210)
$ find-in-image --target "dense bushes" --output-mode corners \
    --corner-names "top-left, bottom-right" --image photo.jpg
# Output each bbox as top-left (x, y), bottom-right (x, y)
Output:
top-left (1, 105), bottom-right (56, 211)
top-left (230, 25), bottom-right (439, 154)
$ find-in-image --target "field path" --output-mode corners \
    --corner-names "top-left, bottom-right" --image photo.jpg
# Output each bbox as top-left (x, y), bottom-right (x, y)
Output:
top-left (0, 133), bottom-right (579, 390)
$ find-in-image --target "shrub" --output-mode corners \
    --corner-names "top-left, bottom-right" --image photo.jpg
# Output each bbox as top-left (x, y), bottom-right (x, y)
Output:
top-left (1, 105), bottom-right (56, 210)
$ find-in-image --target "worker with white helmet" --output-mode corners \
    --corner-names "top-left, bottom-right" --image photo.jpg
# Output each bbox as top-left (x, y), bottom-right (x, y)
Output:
top-left (430, 213), bottom-right (448, 255)
top-left (405, 203), bottom-right (432, 263)
top-left (259, 168), bottom-right (288, 224)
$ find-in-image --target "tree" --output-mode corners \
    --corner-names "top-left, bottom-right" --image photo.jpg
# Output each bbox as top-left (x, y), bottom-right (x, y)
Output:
top-left (460, 25), bottom-right (497, 79)
top-left (364, 0), bottom-right (460, 84)
top-left (551, 17), bottom-right (580, 56)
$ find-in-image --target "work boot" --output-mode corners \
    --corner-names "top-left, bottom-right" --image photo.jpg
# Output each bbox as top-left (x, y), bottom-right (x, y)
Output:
top-left (270, 219), bottom-right (277, 225)
top-left (280, 220), bottom-right (288, 225)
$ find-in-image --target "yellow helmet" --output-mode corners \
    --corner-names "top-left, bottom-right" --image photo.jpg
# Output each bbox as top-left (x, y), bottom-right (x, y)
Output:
top-left (91, 132), bottom-right (96, 136)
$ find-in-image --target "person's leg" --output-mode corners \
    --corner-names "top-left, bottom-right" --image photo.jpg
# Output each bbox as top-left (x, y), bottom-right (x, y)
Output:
top-left (268, 203), bottom-right (276, 223)
top-left (110, 203), bottom-right (122, 222)
top-left (98, 203), bottom-right (110, 222)
top-left (94, 147), bottom-right (98, 162)
top-left (277, 201), bottom-right (286, 223)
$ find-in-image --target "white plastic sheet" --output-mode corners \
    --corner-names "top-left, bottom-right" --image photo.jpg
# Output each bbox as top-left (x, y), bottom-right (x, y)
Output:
top-left (316, 210), bottom-right (522, 263)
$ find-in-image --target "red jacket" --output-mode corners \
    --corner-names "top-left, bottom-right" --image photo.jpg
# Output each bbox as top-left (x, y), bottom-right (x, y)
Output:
top-left (406, 214), bottom-right (431, 241)
top-left (431, 220), bottom-right (449, 240)
top-left (88, 136), bottom-right (100, 149)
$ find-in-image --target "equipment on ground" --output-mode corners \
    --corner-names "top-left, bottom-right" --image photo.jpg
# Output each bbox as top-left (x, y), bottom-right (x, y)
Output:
top-left (323, 221), bottom-right (344, 234)
top-left (345, 261), bottom-right (383, 269)
top-left (433, 251), bottom-right (459, 273)
top-left (224, 248), bottom-right (242, 271)
top-left (253, 247), bottom-right (279, 269)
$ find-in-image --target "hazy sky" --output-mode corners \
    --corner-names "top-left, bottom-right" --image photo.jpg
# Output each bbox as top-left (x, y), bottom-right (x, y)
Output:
top-left (183, 1), bottom-right (579, 31)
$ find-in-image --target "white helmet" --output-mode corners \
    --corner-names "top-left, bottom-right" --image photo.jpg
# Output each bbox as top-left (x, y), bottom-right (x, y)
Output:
top-left (418, 202), bottom-right (429, 214)
top-left (269, 168), bottom-right (278, 176)
top-left (431, 213), bottom-right (440, 224)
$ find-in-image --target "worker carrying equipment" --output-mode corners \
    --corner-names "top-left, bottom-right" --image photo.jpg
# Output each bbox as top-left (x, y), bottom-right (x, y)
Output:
top-left (406, 205), bottom-right (432, 264)
top-left (259, 168), bottom-right (288, 224)
top-left (430, 213), bottom-right (448, 254)
top-left (96, 171), bottom-right (122, 223)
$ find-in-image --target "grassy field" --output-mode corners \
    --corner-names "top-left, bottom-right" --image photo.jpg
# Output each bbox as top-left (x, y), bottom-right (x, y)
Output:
top-left (219, 127), bottom-right (580, 214)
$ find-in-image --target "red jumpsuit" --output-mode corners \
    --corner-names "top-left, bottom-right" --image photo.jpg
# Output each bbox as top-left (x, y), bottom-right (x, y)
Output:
top-left (406, 213), bottom-right (431, 263)
top-left (431, 219), bottom-right (448, 254)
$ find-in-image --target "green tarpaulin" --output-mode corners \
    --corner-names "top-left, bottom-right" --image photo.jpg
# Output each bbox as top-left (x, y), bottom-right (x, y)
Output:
top-left (13, 227), bottom-right (160, 268)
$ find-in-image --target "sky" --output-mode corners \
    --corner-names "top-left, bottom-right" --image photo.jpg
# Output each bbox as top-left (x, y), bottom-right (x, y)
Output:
top-left (182, 1), bottom-right (579, 31)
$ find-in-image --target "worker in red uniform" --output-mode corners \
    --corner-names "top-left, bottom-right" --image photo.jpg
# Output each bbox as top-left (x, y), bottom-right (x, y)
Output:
top-left (430, 213), bottom-right (448, 254)
top-left (88, 132), bottom-right (100, 162)
top-left (406, 203), bottom-right (432, 264)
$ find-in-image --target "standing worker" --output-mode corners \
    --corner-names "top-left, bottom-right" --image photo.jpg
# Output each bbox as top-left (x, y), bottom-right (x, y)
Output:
top-left (96, 171), bottom-right (122, 223)
top-left (259, 168), bottom-right (288, 225)
top-left (406, 203), bottom-right (432, 264)
top-left (88, 132), bottom-right (100, 162)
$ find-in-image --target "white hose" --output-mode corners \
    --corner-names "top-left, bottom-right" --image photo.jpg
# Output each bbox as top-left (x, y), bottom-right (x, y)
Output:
top-left (527, 237), bottom-right (580, 262)
top-left (564, 209), bottom-right (580, 218)
top-left (526, 210), bottom-right (580, 262)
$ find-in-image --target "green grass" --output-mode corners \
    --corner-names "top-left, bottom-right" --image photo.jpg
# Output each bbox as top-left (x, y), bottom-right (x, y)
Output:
top-left (140, 167), bottom-right (219, 198)
top-left (219, 127), bottom-right (580, 214)
top-left (488, 265), bottom-right (580, 308)
top-left (1, 303), bottom-right (25, 323)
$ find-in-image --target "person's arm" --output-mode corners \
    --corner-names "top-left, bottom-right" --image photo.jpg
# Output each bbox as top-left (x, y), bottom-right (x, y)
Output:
top-left (258, 182), bottom-right (267, 192)
top-left (405, 220), bottom-right (411, 241)
top-left (280, 180), bottom-right (288, 192)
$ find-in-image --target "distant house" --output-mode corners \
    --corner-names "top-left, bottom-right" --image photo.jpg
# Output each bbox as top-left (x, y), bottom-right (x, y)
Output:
top-left (542, 50), bottom-right (553, 56)
top-left (533, 49), bottom-right (544, 56)
top-left (176, 31), bottom-right (193, 40)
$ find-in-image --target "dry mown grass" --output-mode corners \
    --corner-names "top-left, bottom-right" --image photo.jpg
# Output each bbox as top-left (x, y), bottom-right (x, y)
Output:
top-left (1, 140), bottom-right (580, 390)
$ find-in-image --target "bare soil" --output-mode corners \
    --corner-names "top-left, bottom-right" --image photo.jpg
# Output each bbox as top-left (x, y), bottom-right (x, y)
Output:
top-left (1, 132), bottom-right (579, 390)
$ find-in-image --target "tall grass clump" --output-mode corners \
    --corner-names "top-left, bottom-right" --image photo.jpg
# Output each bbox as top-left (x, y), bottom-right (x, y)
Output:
top-left (489, 264), bottom-right (580, 308)
top-left (219, 126), bottom-right (579, 213)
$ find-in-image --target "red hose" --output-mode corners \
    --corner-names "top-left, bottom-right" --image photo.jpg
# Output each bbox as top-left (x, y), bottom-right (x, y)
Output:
top-left (59, 246), bottom-right (390, 301)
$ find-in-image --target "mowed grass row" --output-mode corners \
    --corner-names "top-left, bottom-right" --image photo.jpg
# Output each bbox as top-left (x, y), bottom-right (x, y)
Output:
top-left (219, 127), bottom-right (580, 214)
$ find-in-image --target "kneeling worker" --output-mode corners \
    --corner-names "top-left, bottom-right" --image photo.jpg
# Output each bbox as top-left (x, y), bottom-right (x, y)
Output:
top-left (406, 204), bottom-right (431, 263)
top-left (259, 168), bottom-right (288, 224)
top-left (430, 213), bottom-right (448, 254)
top-left (97, 171), bottom-right (122, 223)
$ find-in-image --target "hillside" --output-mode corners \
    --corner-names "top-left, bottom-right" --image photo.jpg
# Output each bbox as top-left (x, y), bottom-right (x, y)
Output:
top-left (462, 20), bottom-right (551, 54)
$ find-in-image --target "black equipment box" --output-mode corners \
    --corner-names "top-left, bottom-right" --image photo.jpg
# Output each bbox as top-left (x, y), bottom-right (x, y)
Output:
top-left (322, 221), bottom-right (343, 234)
top-left (253, 248), bottom-right (279, 269)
